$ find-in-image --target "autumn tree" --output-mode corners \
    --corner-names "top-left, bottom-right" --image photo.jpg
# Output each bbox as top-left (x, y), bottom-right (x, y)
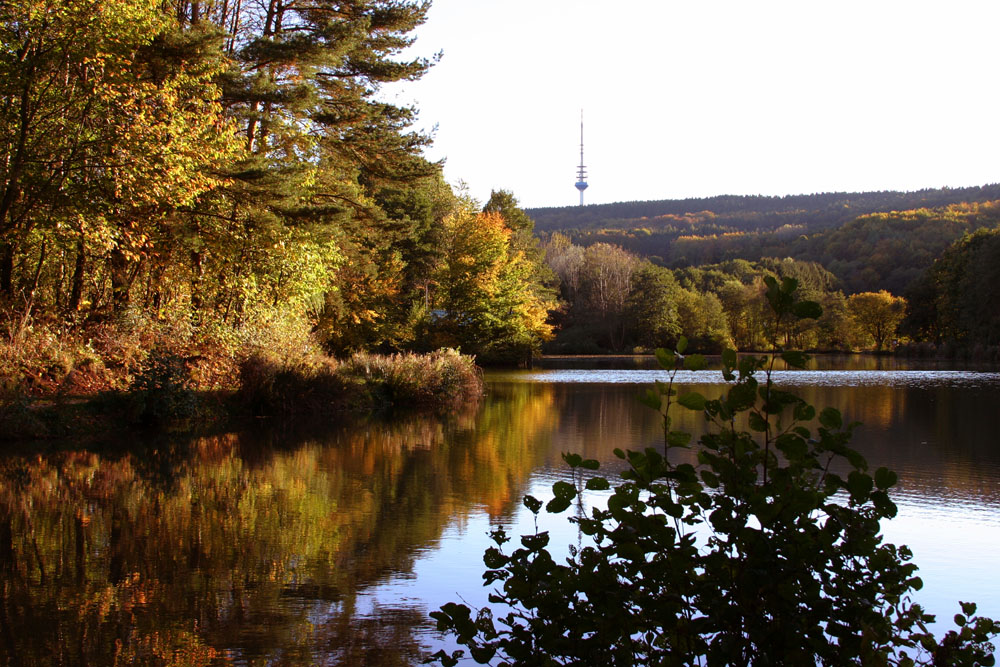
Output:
top-left (675, 287), bottom-right (731, 352)
top-left (846, 291), bottom-right (908, 350)
top-left (431, 209), bottom-right (554, 364)
top-left (0, 0), bottom-right (236, 314)
top-left (717, 280), bottom-right (769, 350)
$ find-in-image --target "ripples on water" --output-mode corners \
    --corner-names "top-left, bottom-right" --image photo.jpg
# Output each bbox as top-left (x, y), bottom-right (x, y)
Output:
top-left (493, 368), bottom-right (1000, 388)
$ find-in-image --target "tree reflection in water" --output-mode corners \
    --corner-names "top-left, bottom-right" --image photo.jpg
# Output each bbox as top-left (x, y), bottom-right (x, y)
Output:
top-left (0, 385), bottom-right (556, 665)
top-left (4, 371), bottom-right (998, 664)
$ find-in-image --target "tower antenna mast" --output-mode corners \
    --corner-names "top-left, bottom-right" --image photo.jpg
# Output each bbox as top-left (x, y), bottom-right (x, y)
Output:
top-left (575, 110), bottom-right (589, 206)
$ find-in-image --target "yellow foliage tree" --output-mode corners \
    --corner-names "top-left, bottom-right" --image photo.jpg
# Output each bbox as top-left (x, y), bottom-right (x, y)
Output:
top-left (433, 210), bottom-right (554, 363)
top-left (846, 290), bottom-right (907, 350)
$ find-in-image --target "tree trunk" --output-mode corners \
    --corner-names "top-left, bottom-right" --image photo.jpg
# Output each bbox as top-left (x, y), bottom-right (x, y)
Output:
top-left (0, 242), bottom-right (13, 300)
top-left (109, 247), bottom-right (131, 313)
top-left (67, 235), bottom-right (86, 313)
top-left (190, 249), bottom-right (204, 314)
top-left (25, 240), bottom-right (45, 304)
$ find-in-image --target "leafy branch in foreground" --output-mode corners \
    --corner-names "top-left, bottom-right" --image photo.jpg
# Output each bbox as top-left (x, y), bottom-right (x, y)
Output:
top-left (430, 277), bottom-right (998, 666)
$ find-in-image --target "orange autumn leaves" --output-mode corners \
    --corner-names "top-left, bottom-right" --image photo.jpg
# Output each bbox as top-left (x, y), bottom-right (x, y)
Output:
top-left (433, 210), bottom-right (554, 357)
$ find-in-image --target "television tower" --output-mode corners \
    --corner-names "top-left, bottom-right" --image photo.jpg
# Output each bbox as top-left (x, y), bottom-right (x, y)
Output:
top-left (575, 110), bottom-right (588, 206)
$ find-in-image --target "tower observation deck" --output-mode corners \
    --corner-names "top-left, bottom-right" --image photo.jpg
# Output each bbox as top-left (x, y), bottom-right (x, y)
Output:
top-left (575, 111), bottom-right (588, 206)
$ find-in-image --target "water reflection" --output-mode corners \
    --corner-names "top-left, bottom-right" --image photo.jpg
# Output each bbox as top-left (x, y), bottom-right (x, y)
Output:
top-left (0, 390), bottom-right (557, 666)
top-left (491, 370), bottom-right (1000, 635)
top-left (489, 373), bottom-right (1000, 507)
top-left (493, 368), bottom-right (1000, 389)
top-left (1, 365), bottom-right (999, 663)
top-left (537, 353), bottom-right (998, 372)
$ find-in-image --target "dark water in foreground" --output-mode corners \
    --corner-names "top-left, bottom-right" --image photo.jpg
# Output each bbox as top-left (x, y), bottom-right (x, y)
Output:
top-left (1, 357), bottom-right (999, 664)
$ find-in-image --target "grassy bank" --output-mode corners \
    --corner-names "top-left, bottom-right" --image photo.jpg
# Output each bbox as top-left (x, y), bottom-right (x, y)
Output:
top-left (0, 313), bottom-right (483, 441)
top-left (237, 348), bottom-right (483, 417)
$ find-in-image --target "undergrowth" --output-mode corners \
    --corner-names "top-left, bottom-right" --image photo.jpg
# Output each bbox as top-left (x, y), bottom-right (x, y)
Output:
top-left (239, 348), bottom-right (483, 416)
top-left (1, 305), bottom-right (481, 439)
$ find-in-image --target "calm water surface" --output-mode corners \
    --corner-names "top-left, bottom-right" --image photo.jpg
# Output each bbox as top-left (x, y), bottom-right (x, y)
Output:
top-left (1, 357), bottom-right (999, 664)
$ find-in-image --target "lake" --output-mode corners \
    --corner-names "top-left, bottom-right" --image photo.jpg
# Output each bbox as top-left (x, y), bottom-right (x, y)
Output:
top-left (1, 356), bottom-right (999, 664)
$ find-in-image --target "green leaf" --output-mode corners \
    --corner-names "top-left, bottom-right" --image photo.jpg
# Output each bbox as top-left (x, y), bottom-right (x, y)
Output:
top-left (638, 389), bottom-right (661, 410)
top-left (618, 542), bottom-right (645, 562)
top-left (722, 348), bottom-right (738, 381)
top-left (607, 493), bottom-right (626, 516)
top-left (552, 480), bottom-right (577, 500)
top-left (483, 547), bottom-right (507, 569)
top-left (846, 449), bottom-right (867, 470)
top-left (580, 458), bottom-right (600, 470)
top-left (776, 433), bottom-right (807, 459)
top-left (748, 412), bottom-right (769, 432)
top-left (562, 452), bottom-right (583, 468)
top-left (792, 300), bottom-right (823, 319)
top-left (470, 646), bottom-right (497, 663)
top-left (546, 496), bottom-right (572, 513)
top-left (677, 391), bottom-right (707, 411)
top-left (521, 532), bottom-right (551, 550)
top-left (872, 491), bottom-right (898, 518)
top-left (738, 356), bottom-right (764, 378)
top-left (760, 387), bottom-right (799, 412)
top-left (676, 336), bottom-right (688, 354)
top-left (683, 353), bottom-right (707, 371)
top-left (819, 407), bottom-right (842, 429)
top-left (781, 350), bottom-right (810, 369)
top-left (728, 382), bottom-right (757, 412)
top-left (793, 402), bottom-right (816, 422)
top-left (847, 470), bottom-right (874, 500)
top-left (586, 477), bottom-right (610, 490)
top-left (874, 466), bottom-right (898, 490)
top-left (522, 495), bottom-right (542, 514)
top-left (429, 649), bottom-right (460, 667)
top-left (654, 347), bottom-right (674, 370)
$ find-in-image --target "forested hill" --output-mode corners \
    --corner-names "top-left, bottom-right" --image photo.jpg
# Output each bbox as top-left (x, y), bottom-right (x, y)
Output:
top-left (526, 184), bottom-right (1000, 234)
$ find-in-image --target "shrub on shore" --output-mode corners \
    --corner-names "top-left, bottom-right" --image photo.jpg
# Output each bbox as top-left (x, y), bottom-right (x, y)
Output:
top-left (238, 348), bottom-right (483, 417)
top-left (1, 305), bottom-right (481, 437)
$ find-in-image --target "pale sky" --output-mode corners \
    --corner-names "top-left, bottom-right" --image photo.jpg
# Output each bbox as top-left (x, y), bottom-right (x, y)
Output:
top-left (390, 0), bottom-right (1000, 209)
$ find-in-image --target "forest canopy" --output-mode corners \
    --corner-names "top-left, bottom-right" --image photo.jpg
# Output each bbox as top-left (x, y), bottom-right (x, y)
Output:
top-left (3, 0), bottom-right (998, 396)
top-left (0, 0), bottom-right (554, 386)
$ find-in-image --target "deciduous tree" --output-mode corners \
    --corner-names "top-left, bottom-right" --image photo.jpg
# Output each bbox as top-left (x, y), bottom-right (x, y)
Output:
top-left (432, 210), bottom-right (554, 364)
top-left (847, 290), bottom-right (907, 350)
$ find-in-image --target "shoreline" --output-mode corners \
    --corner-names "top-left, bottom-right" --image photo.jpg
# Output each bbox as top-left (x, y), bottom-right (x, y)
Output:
top-left (1, 349), bottom-right (484, 443)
